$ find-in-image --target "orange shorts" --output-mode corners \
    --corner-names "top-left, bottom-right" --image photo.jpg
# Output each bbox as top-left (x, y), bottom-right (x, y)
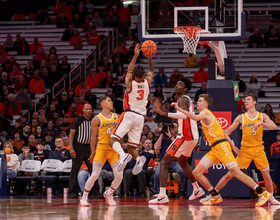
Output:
top-left (166, 136), bottom-right (198, 158)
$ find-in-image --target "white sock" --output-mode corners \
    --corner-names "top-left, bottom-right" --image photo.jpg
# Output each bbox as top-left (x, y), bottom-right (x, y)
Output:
top-left (215, 188), bottom-right (219, 193)
top-left (108, 187), bottom-right (115, 195)
top-left (82, 191), bottom-right (89, 200)
top-left (208, 186), bottom-right (213, 192)
top-left (112, 141), bottom-right (125, 157)
top-left (192, 181), bottom-right (199, 190)
top-left (253, 185), bottom-right (259, 190)
top-left (159, 187), bottom-right (166, 196)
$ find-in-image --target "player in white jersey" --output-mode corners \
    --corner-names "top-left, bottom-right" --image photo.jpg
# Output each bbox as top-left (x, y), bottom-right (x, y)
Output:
top-left (110, 43), bottom-right (154, 175)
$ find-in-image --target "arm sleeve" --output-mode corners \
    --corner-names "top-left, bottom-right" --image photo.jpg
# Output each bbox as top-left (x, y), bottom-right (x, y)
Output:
top-left (168, 112), bottom-right (187, 119)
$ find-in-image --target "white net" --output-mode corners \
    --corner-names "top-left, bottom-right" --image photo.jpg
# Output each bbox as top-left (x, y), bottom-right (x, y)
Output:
top-left (174, 27), bottom-right (202, 55)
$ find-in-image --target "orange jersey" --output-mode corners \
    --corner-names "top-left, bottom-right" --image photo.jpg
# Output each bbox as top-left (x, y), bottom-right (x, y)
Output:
top-left (201, 109), bottom-right (226, 146)
top-left (241, 112), bottom-right (263, 147)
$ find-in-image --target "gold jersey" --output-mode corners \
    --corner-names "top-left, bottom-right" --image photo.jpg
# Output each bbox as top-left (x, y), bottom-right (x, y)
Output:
top-left (201, 109), bottom-right (226, 146)
top-left (96, 113), bottom-right (118, 149)
top-left (241, 112), bottom-right (263, 147)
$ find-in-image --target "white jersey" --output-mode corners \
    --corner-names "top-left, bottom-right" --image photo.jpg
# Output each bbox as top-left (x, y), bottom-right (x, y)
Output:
top-left (177, 95), bottom-right (199, 140)
top-left (124, 79), bottom-right (150, 115)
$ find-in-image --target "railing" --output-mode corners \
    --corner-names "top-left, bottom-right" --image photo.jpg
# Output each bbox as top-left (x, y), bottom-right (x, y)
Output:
top-left (112, 27), bottom-right (118, 53)
top-left (104, 1), bottom-right (112, 14)
top-left (99, 35), bottom-right (110, 60)
top-left (69, 63), bottom-right (82, 88)
top-left (84, 48), bottom-right (96, 80)
top-left (52, 77), bottom-right (66, 99)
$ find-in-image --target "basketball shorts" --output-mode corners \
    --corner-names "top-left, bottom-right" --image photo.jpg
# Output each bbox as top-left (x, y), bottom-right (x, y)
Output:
top-left (111, 111), bottom-right (144, 146)
top-left (205, 141), bottom-right (236, 166)
top-left (166, 136), bottom-right (198, 158)
top-left (236, 145), bottom-right (269, 170)
top-left (94, 145), bottom-right (119, 165)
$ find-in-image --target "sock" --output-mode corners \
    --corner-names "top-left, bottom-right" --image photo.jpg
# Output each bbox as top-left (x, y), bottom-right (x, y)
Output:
top-left (108, 187), bottom-right (115, 195)
top-left (159, 187), bottom-right (166, 196)
top-left (215, 188), bottom-right (219, 193)
top-left (254, 185), bottom-right (264, 194)
top-left (112, 141), bottom-right (125, 157)
top-left (82, 191), bottom-right (89, 200)
top-left (192, 181), bottom-right (199, 190)
top-left (209, 189), bottom-right (218, 197)
top-left (208, 186), bottom-right (213, 191)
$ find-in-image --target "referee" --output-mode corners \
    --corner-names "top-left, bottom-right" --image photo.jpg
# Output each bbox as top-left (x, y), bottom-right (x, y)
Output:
top-left (69, 103), bottom-right (93, 198)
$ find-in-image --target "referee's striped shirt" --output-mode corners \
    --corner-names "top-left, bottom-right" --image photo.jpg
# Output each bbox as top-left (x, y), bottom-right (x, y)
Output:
top-left (70, 116), bottom-right (91, 145)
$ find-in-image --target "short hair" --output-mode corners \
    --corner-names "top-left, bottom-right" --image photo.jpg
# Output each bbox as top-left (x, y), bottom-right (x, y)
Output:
top-left (179, 77), bottom-right (192, 91)
top-left (22, 143), bottom-right (30, 148)
top-left (245, 94), bottom-right (258, 102)
top-left (37, 141), bottom-right (45, 146)
top-left (79, 93), bottom-right (85, 97)
top-left (206, 48), bottom-right (211, 53)
top-left (55, 136), bottom-right (62, 141)
top-left (134, 65), bottom-right (145, 78)
top-left (199, 94), bottom-right (213, 108)
top-left (12, 129), bottom-right (21, 135)
top-left (23, 123), bottom-right (31, 128)
top-left (99, 95), bottom-right (109, 106)
top-left (80, 79), bottom-right (85, 83)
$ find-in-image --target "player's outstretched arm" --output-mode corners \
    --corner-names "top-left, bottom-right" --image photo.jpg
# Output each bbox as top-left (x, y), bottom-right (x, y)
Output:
top-left (224, 115), bottom-right (242, 136)
top-left (145, 55), bottom-right (155, 86)
top-left (88, 116), bottom-right (100, 163)
top-left (150, 97), bottom-right (168, 116)
top-left (253, 113), bottom-right (277, 131)
top-left (171, 102), bottom-right (206, 121)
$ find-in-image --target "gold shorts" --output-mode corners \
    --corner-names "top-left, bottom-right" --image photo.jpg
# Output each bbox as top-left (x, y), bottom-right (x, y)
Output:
top-left (236, 145), bottom-right (269, 170)
top-left (205, 141), bottom-right (236, 165)
top-left (93, 145), bottom-right (119, 165)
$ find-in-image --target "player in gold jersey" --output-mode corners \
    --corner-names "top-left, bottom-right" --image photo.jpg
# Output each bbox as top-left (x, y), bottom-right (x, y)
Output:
top-left (215, 94), bottom-right (280, 205)
top-left (80, 96), bottom-right (122, 206)
top-left (172, 94), bottom-right (271, 206)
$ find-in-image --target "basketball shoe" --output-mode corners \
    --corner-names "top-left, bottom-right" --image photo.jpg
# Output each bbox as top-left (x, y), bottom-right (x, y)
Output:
top-left (268, 195), bottom-right (280, 205)
top-left (117, 153), bottom-right (132, 172)
top-left (103, 190), bottom-right (116, 206)
top-left (149, 194), bottom-right (169, 204)
top-left (189, 187), bottom-right (205, 200)
top-left (200, 194), bottom-right (223, 205)
top-left (132, 156), bottom-right (146, 175)
top-left (80, 197), bottom-right (90, 206)
top-left (256, 191), bottom-right (271, 207)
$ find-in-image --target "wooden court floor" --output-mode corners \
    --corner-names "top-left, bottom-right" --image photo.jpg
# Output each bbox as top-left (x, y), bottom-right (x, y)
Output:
top-left (1, 197), bottom-right (280, 220)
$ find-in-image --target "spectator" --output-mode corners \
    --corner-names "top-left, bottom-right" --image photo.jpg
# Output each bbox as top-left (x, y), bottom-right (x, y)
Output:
top-left (34, 125), bottom-right (44, 141)
top-left (29, 69), bottom-right (44, 94)
top-left (41, 67), bottom-right (55, 90)
top-left (3, 34), bottom-right (14, 52)
top-left (113, 41), bottom-right (129, 56)
top-left (101, 70), bottom-right (113, 88)
top-left (53, 0), bottom-right (62, 16)
top-left (4, 141), bottom-right (18, 180)
top-left (87, 27), bottom-right (101, 45)
top-left (248, 28), bottom-right (263, 48)
top-left (96, 66), bottom-right (107, 81)
top-left (263, 103), bottom-right (275, 122)
top-left (244, 73), bottom-right (261, 97)
top-left (44, 120), bottom-right (59, 138)
top-left (86, 68), bottom-right (99, 89)
top-left (270, 131), bottom-right (280, 156)
top-left (0, 72), bottom-right (12, 89)
top-left (70, 29), bottom-right (82, 50)
top-left (123, 142), bottom-right (153, 197)
top-left (12, 129), bottom-right (25, 152)
top-left (58, 91), bottom-right (71, 113)
top-left (193, 63), bottom-right (208, 83)
top-left (38, 115), bottom-right (47, 130)
top-left (91, 12), bottom-right (103, 27)
top-left (67, 96), bottom-right (79, 115)
top-left (13, 34), bottom-right (21, 52)
top-left (266, 72), bottom-right (280, 87)
top-left (76, 93), bottom-right (88, 115)
top-left (97, 56), bottom-right (111, 72)
top-left (110, 93), bottom-right (123, 114)
top-left (37, 48), bottom-right (46, 62)
top-left (51, 97), bottom-right (64, 116)
top-left (184, 53), bottom-right (198, 68)
top-left (77, 4), bottom-right (87, 23)
top-left (75, 79), bottom-right (87, 96)
top-left (112, 56), bottom-right (123, 73)
top-left (72, 14), bottom-right (83, 28)
top-left (58, 56), bottom-right (71, 76)
top-left (21, 124), bottom-right (31, 143)
top-left (16, 37), bottom-right (30, 55)
top-left (104, 9), bottom-right (119, 28)
top-left (200, 49), bottom-right (212, 67)
top-left (43, 131), bottom-right (55, 151)
top-left (85, 86), bottom-right (97, 109)
top-left (143, 139), bottom-right (154, 154)
top-left (116, 65), bottom-right (125, 80)
top-left (50, 64), bottom-right (63, 88)
top-left (194, 82), bottom-right (207, 102)
top-left (0, 45), bottom-right (7, 63)
top-left (28, 134), bottom-right (37, 153)
top-left (58, 115), bottom-right (71, 135)
top-left (32, 54), bottom-right (41, 70)
top-left (264, 28), bottom-right (280, 48)
top-left (57, 11), bottom-right (70, 28)
top-left (275, 104), bottom-right (280, 124)
top-left (9, 64), bottom-right (22, 83)
top-left (129, 23), bottom-right (138, 41)
top-left (244, 24), bottom-right (255, 43)
top-left (30, 37), bottom-right (43, 54)
top-left (47, 46), bottom-right (58, 60)
top-left (35, 6), bottom-right (49, 24)
top-left (110, 77), bottom-right (123, 98)
top-left (154, 67), bottom-right (168, 88)
top-left (0, 57), bottom-right (5, 70)
top-left (155, 102), bottom-right (173, 123)
top-left (169, 67), bottom-right (183, 88)
top-left (115, 3), bottom-right (131, 40)
top-left (49, 136), bottom-right (70, 162)
top-left (15, 87), bottom-right (31, 110)
top-left (3, 94), bottom-right (21, 116)
top-left (61, 23), bottom-right (74, 41)
top-left (113, 47), bottom-right (125, 65)
top-left (46, 103), bottom-right (57, 120)
top-left (34, 141), bottom-right (49, 163)
top-left (18, 143), bottom-right (34, 163)
top-left (153, 85), bottom-right (167, 101)
top-left (84, 0), bottom-right (93, 16)
top-left (144, 112), bottom-right (158, 133)
top-left (1, 89), bottom-right (9, 103)
top-left (235, 73), bottom-right (246, 93)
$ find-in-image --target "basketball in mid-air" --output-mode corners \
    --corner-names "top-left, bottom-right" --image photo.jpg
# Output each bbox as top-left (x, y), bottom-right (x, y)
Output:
top-left (141, 40), bottom-right (157, 56)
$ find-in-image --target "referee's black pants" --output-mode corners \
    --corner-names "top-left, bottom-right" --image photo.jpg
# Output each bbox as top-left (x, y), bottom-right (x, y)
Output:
top-left (69, 143), bottom-right (93, 194)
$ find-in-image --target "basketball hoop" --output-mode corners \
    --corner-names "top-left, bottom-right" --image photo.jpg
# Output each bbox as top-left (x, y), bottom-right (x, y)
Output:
top-left (174, 26), bottom-right (209, 54)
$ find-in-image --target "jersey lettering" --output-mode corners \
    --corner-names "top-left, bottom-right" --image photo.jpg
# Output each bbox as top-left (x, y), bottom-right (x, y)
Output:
top-left (137, 90), bottom-right (144, 100)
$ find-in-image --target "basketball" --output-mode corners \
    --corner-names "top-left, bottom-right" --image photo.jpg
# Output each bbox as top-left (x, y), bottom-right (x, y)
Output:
top-left (141, 40), bottom-right (157, 56)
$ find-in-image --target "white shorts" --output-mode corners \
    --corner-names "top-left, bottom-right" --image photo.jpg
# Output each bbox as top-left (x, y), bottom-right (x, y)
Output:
top-left (166, 136), bottom-right (198, 158)
top-left (111, 111), bottom-right (144, 146)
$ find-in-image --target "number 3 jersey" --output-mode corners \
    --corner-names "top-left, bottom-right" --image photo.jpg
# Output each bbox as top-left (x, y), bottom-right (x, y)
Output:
top-left (96, 113), bottom-right (118, 149)
top-left (124, 79), bottom-right (150, 115)
top-left (241, 112), bottom-right (263, 147)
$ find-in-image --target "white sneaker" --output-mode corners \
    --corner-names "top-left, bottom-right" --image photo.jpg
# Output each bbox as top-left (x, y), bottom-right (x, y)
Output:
top-left (103, 190), bottom-right (116, 206)
top-left (117, 153), bottom-right (132, 172)
top-left (80, 198), bottom-right (89, 206)
top-left (153, 193), bottom-right (159, 198)
top-left (132, 156), bottom-right (146, 175)
top-left (268, 196), bottom-right (280, 205)
top-left (189, 187), bottom-right (206, 200)
top-left (149, 194), bottom-right (169, 204)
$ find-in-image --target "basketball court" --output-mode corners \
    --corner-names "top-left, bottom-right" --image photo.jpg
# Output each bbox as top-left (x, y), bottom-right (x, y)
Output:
top-left (1, 197), bottom-right (280, 220)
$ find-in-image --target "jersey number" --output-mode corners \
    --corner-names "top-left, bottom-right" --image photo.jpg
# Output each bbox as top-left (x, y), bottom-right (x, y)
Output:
top-left (106, 127), bottom-right (111, 134)
top-left (137, 90), bottom-right (144, 100)
top-left (252, 128), bottom-right (257, 136)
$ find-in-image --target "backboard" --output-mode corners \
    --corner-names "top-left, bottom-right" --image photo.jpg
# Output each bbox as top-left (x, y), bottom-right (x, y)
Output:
top-left (138, 0), bottom-right (246, 42)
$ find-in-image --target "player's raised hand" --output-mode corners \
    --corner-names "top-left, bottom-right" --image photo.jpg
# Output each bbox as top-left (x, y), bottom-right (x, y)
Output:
top-left (171, 102), bottom-right (179, 110)
top-left (151, 108), bottom-right (164, 115)
top-left (134, 43), bottom-right (141, 57)
top-left (150, 97), bottom-right (161, 109)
